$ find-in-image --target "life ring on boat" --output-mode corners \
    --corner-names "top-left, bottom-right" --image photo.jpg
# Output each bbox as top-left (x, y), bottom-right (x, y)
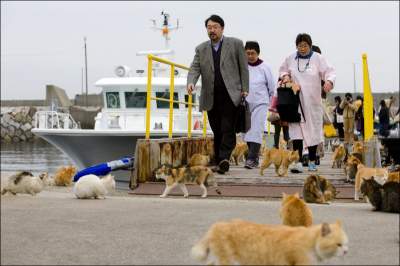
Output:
top-left (73, 156), bottom-right (134, 182)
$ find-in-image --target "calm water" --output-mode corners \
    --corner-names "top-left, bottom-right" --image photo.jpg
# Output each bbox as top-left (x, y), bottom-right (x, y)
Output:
top-left (1, 139), bottom-right (74, 176)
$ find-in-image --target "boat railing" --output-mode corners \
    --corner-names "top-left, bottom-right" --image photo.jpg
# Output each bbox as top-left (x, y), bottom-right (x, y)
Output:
top-left (145, 54), bottom-right (208, 139)
top-left (34, 110), bottom-right (80, 129)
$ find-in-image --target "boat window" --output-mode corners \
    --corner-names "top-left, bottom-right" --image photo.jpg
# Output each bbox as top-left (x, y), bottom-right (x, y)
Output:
top-left (106, 92), bottom-right (120, 108)
top-left (155, 92), bottom-right (179, 109)
top-left (184, 94), bottom-right (196, 108)
top-left (125, 91), bottom-right (147, 108)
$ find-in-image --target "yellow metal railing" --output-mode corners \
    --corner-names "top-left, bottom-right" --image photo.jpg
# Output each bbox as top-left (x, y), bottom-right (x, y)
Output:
top-left (145, 54), bottom-right (208, 139)
top-left (362, 53), bottom-right (374, 141)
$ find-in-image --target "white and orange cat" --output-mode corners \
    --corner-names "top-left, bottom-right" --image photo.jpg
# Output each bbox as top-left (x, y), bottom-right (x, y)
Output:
top-left (280, 192), bottom-right (313, 227)
top-left (191, 219), bottom-right (348, 265)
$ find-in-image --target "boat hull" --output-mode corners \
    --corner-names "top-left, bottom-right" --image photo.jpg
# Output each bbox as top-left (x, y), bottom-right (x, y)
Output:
top-left (31, 129), bottom-right (208, 184)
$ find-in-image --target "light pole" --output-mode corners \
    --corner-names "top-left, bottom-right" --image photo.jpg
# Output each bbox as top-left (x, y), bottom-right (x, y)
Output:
top-left (84, 36), bottom-right (88, 107)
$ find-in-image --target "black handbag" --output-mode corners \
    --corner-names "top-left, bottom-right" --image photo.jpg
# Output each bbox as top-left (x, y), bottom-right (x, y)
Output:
top-left (277, 85), bottom-right (305, 123)
top-left (236, 97), bottom-right (251, 133)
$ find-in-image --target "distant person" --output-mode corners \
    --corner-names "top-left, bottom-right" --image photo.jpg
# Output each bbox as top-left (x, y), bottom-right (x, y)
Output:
top-left (187, 14), bottom-right (249, 174)
top-left (333, 96), bottom-right (344, 140)
top-left (379, 100), bottom-right (390, 137)
top-left (243, 41), bottom-right (275, 169)
top-left (340, 93), bottom-right (358, 145)
top-left (354, 96), bottom-right (364, 137)
top-left (279, 33), bottom-right (336, 172)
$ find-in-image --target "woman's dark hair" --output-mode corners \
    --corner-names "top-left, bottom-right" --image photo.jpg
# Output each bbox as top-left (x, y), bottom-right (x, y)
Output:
top-left (334, 96), bottom-right (341, 103)
top-left (245, 41), bottom-right (260, 54)
top-left (380, 100), bottom-right (387, 107)
top-left (356, 95), bottom-right (363, 101)
top-left (205, 15), bottom-right (224, 28)
top-left (312, 45), bottom-right (321, 54)
top-left (296, 33), bottom-right (312, 47)
top-left (345, 93), bottom-right (352, 98)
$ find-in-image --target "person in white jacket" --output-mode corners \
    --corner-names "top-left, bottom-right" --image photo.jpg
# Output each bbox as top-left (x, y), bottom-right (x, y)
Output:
top-left (243, 41), bottom-right (275, 169)
top-left (279, 33), bottom-right (336, 172)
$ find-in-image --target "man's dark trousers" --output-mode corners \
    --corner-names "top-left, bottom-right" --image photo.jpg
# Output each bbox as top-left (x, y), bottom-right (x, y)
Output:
top-left (208, 87), bottom-right (238, 165)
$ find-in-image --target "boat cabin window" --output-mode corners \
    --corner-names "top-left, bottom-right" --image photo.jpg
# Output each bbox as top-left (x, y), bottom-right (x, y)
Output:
top-left (184, 94), bottom-right (196, 108)
top-left (155, 92), bottom-right (179, 109)
top-left (106, 92), bottom-right (120, 108)
top-left (125, 91), bottom-right (147, 108)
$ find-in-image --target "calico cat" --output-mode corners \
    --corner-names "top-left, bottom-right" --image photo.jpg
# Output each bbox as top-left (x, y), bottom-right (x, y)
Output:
top-left (280, 192), bottom-right (313, 227)
top-left (155, 165), bottom-right (220, 198)
top-left (303, 175), bottom-right (338, 204)
top-left (260, 148), bottom-right (299, 176)
top-left (1, 171), bottom-right (49, 196)
top-left (191, 219), bottom-right (348, 266)
top-left (187, 153), bottom-right (210, 167)
top-left (230, 142), bottom-right (248, 165)
top-left (354, 163), bottom-right (388, 200)
top-left (54, 166), bottom-right (77, 186)
top-left (332, 143), bottom-right (345, 168)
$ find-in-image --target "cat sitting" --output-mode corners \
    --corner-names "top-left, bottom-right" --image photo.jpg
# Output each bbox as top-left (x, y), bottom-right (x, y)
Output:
top-left (260, 148), bottom-right (299, 176)
top-left (191, 219), bottom-right (348, 266)
top-left (54, 165), bottom-right (77, 186)
top-left (361, 177), bottom-right (400, 213)
top-left (187, 153), bottom-right (210, 167)
top-left (280, 192), bottom-right (313, 227)
top-left (354, 163), bottom-right (388, 200)
top-left (155, 164), bottom-right (220, 198)
top-left (73, 174), bottom-right (116, 199)
top-left (1, 171), bottom-right (49, 196)
top-left (230, 142), bottom-right (248, 165)
top-left (303, 175), bottom-right (339, 204)
top-left (332, 143), bottom-right (345, 168)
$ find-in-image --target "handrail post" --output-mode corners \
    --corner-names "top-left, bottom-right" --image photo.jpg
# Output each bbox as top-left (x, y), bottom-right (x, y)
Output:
top-left (202, 111), bottom-right (207, 137)
top-left (187, 94), bottom-right (192, 138)
top-left (145, 55), bottom-right (153, 139)
top-left (168, 65), bottom-right (175, 138)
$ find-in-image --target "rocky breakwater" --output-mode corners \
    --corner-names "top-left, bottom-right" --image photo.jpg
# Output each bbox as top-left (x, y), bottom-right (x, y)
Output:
top-left (1, 106), bottom-right (38, 142)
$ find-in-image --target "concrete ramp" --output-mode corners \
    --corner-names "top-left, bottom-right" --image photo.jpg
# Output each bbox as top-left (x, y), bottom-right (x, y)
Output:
top-left (46, 85), bottom-right (72, 107)
top-left (130, 137), bottom-right (214, 189)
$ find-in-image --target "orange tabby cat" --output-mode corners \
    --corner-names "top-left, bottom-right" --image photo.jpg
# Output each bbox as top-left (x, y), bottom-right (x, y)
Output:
top-left (187, 153), bottom-right (210, 167)
top-left (230, 142), bottom-right (248, 165)
top-left (280, 192), bottom-right (313, 227)
top-left (54, 166), bottom-right (77, 186)
top-left (191, 219), bottom-right (348, 266)
top-left (331, 143), bottom-right (345, 168)
top-left (260, 148), bottom-right (299, 176)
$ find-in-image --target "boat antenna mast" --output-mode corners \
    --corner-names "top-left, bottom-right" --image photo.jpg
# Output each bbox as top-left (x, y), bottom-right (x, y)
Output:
top-left (150, 11), bottom-right (179, 50)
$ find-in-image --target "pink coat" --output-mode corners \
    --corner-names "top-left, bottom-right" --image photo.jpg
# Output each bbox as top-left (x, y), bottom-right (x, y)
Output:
top-left (279, 52), bottom-right (336, 147)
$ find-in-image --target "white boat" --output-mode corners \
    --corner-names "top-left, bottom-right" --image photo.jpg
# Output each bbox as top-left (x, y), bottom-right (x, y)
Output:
top-left (31, 12), bottom-right (211, 184)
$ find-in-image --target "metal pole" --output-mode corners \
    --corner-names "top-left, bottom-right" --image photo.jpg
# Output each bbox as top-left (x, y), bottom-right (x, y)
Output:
top-left (84, 37), bottom-right (88, 107)
top-left (81, 68), bottom-right (84, 95)
top-left (353, 62), bottom-right (356, 93)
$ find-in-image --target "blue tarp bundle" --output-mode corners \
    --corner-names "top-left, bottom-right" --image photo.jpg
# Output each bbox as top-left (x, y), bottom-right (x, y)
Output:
top-left (73, 156), bottom-right (134, 182)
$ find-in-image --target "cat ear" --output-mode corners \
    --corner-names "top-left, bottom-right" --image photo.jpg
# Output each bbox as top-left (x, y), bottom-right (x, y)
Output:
top-left (321, 223), bottom-right (331, 237)
top-left (335, 220), bottom-right (342, 227)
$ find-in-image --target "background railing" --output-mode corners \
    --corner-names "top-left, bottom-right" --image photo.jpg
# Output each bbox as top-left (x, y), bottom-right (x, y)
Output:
top-left (145, 54), bottom-right (208, 139)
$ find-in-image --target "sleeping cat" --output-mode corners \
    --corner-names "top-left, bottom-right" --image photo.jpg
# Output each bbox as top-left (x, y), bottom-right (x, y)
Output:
top-left (187, 153), bottom-right (210, 167)
top-left (280, 192), bottom-right (313, 227)
top-left (191, 219), bottom-right (348, 265)
top-left (260, 148), bottom-right (299, 176)
top-left (155, 164), bottom-right (220, 198)
top-left (303, 175), bottom-right (338, 204)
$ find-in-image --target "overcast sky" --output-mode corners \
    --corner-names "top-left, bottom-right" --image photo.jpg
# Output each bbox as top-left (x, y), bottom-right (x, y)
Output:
top-left (1, 1), bottom-right (399, 100)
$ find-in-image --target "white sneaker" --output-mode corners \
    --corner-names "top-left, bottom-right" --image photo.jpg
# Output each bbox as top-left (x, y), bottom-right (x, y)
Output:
top-left (290, 162), bottom-right (303, 173)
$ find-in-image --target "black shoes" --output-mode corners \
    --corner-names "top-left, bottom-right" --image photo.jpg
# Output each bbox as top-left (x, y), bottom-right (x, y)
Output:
top-left (211, 159), bottom-right (230, 174)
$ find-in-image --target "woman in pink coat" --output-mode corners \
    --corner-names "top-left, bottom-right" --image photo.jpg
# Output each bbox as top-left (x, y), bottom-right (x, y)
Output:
top-left (279, 33), bottom-right (336, 172)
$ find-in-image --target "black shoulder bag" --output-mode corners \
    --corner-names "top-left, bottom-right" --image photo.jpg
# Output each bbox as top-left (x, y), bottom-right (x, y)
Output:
top-left (235, 97), bottom-right (251, 133)
top-left (276, 84), bottom-right (305, 123)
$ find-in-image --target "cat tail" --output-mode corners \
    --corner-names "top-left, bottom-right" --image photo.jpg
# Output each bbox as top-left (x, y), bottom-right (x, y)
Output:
top-left (191, 235), bottom-right (209, 262)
